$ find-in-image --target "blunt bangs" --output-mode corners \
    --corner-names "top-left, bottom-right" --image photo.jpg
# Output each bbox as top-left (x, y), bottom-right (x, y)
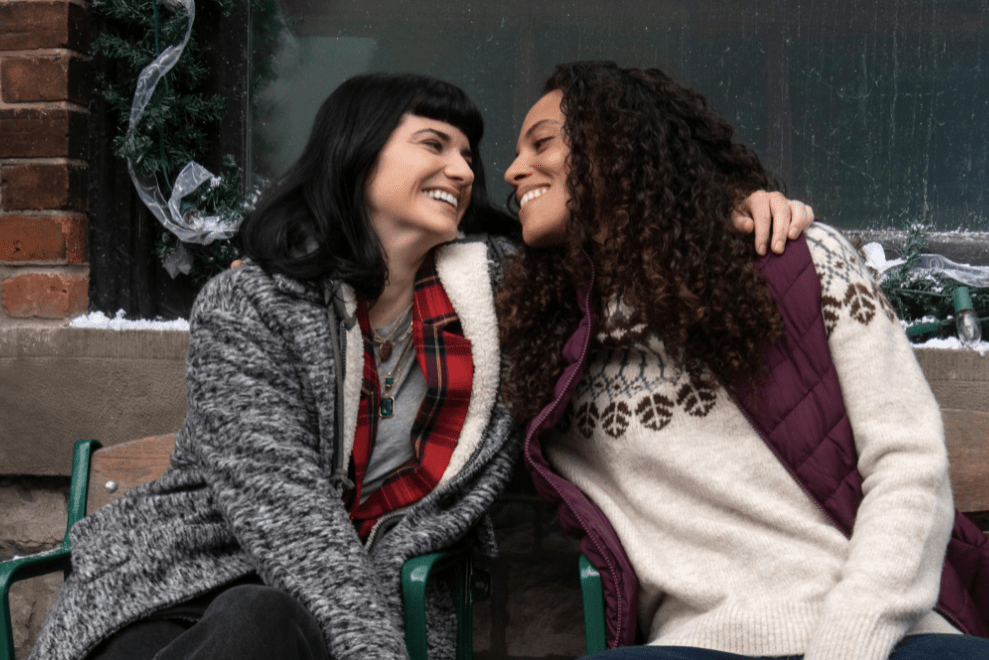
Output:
top-left (406, 79), bottom-right (485, 147)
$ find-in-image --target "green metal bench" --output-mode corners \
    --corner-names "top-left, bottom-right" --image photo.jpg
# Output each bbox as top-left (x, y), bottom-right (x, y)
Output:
top-left (0, 438), bottom-right (489, 660)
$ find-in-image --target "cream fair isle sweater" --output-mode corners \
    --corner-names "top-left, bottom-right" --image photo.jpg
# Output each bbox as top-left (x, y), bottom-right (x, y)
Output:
top-left (544, 224), bottom-right (958, 660)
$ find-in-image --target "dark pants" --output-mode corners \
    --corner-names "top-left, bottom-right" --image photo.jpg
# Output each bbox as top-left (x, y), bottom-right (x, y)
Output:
top-left (579, 634), bottom-right (989, 660)
top-left (86, 579), bottom-right (329, 660)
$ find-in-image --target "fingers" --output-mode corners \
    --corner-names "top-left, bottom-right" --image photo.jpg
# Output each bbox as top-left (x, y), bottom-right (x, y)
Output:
top-left (769, 192), bottom-right (791, 254)
top-left (730, 208), bottom-right (755, 234)
top-left (230, 260), bottom-right (244, 269)
top-left (787, 201), bottom-right (815, 239)
top-left (735, 190), bottom-right (815, 255)
top-left (748, 191), bottom-right (773, 256)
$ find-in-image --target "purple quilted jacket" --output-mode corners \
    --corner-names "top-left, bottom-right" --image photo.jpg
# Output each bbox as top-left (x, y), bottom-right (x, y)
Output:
top-left (523, 236), bottom-right (989, 648)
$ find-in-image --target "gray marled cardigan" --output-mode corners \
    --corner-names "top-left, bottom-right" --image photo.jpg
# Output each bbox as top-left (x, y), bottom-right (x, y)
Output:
top-left (30, 238), bottom-right (521, 660)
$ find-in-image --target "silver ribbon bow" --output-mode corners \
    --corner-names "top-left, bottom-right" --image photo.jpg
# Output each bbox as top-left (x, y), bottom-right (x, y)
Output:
top-left (125, 0), bottom-right (242, 246)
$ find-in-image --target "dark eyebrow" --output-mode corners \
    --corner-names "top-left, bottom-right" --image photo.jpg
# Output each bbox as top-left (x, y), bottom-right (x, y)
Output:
top-left (412, 128), bottom-right (450, 141)
top-left (524, 119), bottom-right (562, 142)
top-left (515, 119), bottom-right (563, 155)
top-left (412, 128), bottom-right (473, 160)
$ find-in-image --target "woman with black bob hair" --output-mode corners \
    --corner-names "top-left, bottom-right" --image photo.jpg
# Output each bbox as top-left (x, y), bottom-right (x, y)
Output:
top-left (239, 72), bottom-right (518, 288)
top-left (31, 72), bottom-right (521, 660)
top-left (500, 60), bottom-right (989, 660)
top-left (31, 70), bottom-right (810, 660)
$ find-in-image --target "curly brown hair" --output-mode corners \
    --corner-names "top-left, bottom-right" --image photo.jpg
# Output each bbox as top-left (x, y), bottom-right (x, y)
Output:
top-left (497, 61), bottom-right (786, 422)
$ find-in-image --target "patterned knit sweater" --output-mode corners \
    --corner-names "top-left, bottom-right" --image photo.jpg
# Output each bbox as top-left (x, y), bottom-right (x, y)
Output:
top-left (544, 224), bottom-right (957, 660)
top-left (29, 238), bottom-right (520, 660)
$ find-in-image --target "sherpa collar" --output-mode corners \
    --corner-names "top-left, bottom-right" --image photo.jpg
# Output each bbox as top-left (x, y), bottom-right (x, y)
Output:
top-left (335, 240), bottom-right (500, 490)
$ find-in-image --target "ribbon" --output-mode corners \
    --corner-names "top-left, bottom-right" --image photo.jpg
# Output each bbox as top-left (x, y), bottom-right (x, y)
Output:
top-left (124, 0), bottom-right (242, 246)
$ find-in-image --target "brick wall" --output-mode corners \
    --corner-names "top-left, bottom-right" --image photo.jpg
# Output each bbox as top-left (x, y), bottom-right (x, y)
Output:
top-left (0, 0), bottom-right (90, 325)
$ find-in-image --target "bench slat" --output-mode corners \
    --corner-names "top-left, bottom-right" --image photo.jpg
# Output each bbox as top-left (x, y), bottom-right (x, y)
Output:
top-left (85, 434), bottom-right (176, 515)
top-left (943, 408), bottom-right (989, 517)
top-left (78, 413), bottom-right (988, 521)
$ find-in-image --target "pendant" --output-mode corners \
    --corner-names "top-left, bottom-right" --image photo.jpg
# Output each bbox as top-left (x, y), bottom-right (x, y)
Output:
top-left (380, 396), bottom-right (395, 418)
top-left (378, 340), bottom-right (393, 361)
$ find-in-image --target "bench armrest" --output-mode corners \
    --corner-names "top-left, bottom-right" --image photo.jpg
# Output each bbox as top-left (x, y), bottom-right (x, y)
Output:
top-left (1, 439), bottom-right (98, 660)
top-left (579, 552), bottom-right (607, 655)
top-left (402, 547), bottom-right (489, 660)
top-left (1, 546), bottom-right (72, 660)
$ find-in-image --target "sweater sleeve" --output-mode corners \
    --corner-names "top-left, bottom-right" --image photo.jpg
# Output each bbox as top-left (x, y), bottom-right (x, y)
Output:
top-left (802, 225), bottom-right (955, 660)
top-left (183, 269), bottom-right (409, 660)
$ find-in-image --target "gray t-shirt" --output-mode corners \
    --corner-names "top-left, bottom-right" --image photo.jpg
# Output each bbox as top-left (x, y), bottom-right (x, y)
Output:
top-left (361, 317), bottom-right (427, 501)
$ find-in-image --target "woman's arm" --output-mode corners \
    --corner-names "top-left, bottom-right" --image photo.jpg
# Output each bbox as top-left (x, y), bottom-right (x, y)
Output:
top-left (802, 225), bottom-right (954, 660)
top-left (732, 190), bottom-right (815, 255)
top-left (184, 270), bottom-right (409, 660)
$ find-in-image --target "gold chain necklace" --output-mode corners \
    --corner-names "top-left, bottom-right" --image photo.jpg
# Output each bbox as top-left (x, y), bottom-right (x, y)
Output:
top-left (371, 304), bottom-right (413, 361)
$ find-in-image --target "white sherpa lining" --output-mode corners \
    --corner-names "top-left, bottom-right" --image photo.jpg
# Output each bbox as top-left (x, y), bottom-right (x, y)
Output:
top-left (338, 284), bottom-right (364, 472)
top-left (433, 241), bottom-right (499, 486)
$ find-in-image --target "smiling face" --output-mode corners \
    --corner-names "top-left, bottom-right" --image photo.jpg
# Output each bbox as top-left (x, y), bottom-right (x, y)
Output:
top-left (365, 114), bottom-right (475, 254)
top-left (504, 90), bottom-right (571, 248)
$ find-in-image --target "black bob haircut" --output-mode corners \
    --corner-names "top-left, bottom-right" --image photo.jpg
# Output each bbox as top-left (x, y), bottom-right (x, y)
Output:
top-left (238, 72), bottom-right (516, 299)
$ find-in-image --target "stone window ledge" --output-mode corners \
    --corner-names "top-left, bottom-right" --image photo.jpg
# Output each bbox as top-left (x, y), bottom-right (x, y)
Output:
top-left (2, 325), bottom-right (987, 476)
top-left (1, 325), bottom-right (188, 475)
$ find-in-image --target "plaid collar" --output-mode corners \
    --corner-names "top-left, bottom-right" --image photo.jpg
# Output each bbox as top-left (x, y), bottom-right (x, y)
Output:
top-left (348, 254), bottom-right (474, 540)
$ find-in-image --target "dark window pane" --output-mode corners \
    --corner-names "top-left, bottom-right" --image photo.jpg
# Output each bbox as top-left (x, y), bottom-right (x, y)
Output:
top-left (250, 0), bottom-right (989, 232)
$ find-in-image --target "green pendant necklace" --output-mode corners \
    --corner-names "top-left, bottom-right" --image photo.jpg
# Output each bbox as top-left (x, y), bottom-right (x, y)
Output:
top-left (377, 326), bottom-right (415, 418)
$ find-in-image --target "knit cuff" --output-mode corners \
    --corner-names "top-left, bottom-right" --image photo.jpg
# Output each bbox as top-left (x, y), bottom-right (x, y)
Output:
top-left (803, 610), bottom-right (906, 660)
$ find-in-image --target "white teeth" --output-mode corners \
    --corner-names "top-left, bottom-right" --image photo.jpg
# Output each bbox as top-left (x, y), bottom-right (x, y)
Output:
top-left (519, 187), bottom-right (548, 208)
top-left (424, 189), bottom-right (458, 208)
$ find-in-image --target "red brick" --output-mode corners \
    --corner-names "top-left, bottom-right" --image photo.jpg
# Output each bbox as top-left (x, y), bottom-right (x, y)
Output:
top-left (55, 214), bottom-right (87, 264)
top-left (0, 214), bottom-right (86, 264)
top-left (1, 55), bottom-right (87, 104)
top-left (1, 162), bottom-right (87, 212)
top-left (0, 2), bottom-right (88, 52)
top-left (2, 272), bottom-right (88, 319)
top-left (0, 216), bottom-right (62, 261)
top-left (0, 108), bottom-right (87, 159)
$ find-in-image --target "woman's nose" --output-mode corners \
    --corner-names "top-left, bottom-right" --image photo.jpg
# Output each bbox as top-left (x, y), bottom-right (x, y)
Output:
top-left (447, 153), bottom-right (474, 185)
top-left (504, 153), bottom-right (528, 185)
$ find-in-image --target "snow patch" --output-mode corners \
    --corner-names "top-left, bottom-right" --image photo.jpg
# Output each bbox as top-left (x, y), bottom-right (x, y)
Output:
top-left (69, 310), bottom-right (189, 332)
top-left (914, 335), bottom-right (989, 356)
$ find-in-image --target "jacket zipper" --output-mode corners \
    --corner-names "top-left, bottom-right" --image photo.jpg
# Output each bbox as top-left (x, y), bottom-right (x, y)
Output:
top-left (365, 509), bottom-right (407, 552)
top-left (334, 317), bottom-right (350, 482)
top-left (523, 261), bottom-right (629, 648)
top-left (326, 287), bottom-right (354, 490)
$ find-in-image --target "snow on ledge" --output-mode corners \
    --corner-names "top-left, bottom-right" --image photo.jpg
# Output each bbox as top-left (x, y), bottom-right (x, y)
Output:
top-left (66, 311), bottom-right (988, 353)
top-left (69, 310), bottom-right (189, 332)
top-left (913, 336), bottom-right (989, 356)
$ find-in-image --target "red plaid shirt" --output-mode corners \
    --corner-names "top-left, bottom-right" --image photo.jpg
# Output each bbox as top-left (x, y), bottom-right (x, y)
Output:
top-left (348, 254), bottom-right (474, 540)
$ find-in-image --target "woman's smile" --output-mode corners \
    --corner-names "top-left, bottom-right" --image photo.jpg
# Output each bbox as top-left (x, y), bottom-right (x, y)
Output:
top-left (504, 90), bottom-right (570, 248)
top-left (366, 114), bottom-right (475, 250)
top-left (423, 187), bottom-right (460, 209)
top-left (518, 185), bottom-right (550, 208)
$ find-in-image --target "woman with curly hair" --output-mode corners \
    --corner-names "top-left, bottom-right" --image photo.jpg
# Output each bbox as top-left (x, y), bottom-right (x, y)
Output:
top-left (498, 61), bottom-right (989, 660)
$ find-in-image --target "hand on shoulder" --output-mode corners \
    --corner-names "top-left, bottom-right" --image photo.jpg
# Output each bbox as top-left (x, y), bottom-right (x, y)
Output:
top-left (732, 191), bottom-right (815, 256)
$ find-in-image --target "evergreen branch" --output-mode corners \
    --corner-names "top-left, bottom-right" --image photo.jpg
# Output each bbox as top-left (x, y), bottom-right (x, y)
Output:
top-left (95, 0), bottom-right (277, 284)
top-left (93, 0), bottom-right (158, 26)
top-left (93, 33), bottom-right (157, 72)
